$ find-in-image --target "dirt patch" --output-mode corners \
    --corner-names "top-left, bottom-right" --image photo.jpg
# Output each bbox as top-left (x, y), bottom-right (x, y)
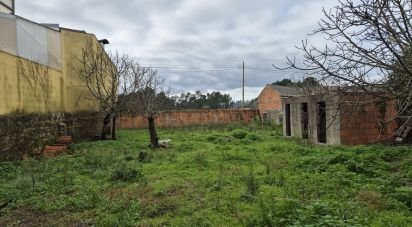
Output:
top-left (0, 206), bottom-right (58, 226)
top-left (1, 206), bottom-right (96, 226)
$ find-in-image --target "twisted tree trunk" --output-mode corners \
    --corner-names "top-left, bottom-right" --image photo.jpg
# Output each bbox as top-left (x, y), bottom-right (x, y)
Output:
top-left (148, 116), bottom-right (159, 148)
top-left (111, 114), bottom-right (117, 140)
top-left (101, 113), bottom-right (111, 140)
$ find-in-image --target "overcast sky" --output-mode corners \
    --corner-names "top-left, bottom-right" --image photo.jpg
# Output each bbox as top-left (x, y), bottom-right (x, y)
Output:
top-left (16, 0), bottom-right (336, 100)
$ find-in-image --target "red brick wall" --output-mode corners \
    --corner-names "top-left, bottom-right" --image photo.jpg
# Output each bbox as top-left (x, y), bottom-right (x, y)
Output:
top-left (257, 85), bottom-right (282, 117)
top-left (118, 109), bottom-right (258, 129)
top-left (340, 96), bottom-right (398, 145)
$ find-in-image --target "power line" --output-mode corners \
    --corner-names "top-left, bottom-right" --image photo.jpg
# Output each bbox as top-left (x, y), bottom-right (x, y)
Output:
top-left (141, 64), bottom-right (239, 66)
top-left (156, 69), bottom-right (238, 73)
top-left (140, 64), bottom-right (305, 74)
top-left (141, 64), bottom-right (241, 69)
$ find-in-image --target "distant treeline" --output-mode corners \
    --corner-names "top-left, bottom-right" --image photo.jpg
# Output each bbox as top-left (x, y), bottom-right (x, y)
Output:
top-left (272, 77), bottom-right (319, 87)
top-left (171, 91), bottom-right (257, 110)
top-left (154, 91), bottom-right (257, 110)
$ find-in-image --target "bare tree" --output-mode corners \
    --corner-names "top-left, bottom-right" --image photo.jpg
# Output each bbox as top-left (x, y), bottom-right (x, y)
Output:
top-left (76, 41), bottom-right (134, 140)
top-left (126, 66), bottom-right (173, 148)
top-left (276, 0), bottom-right (412, 137)
top-left (18, 58), bottom-right (50, 109)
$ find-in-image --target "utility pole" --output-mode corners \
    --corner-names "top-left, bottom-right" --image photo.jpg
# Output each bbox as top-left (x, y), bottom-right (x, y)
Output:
top-left (242, 61), bottom-right (245, 109)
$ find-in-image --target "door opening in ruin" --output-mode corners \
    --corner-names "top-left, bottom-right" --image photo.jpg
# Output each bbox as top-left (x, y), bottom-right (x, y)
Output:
top-left (301, 103), bottom-right (309, 139)
top-left (317, 102), bottom-right (327, 143)
top-left (262, 112), bottom-right (268, 124)
top-left (285, 104), bottom-right (291, 136)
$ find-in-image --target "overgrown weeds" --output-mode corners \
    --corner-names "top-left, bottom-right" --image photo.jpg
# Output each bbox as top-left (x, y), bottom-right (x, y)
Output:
top-left (0, 127), bottom-right (411, 226)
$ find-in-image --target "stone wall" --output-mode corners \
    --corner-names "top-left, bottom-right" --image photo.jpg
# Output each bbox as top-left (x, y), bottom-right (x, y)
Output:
top-left (118, 109), bottom-right (258, 129)
top-left (0, 112), bottom-right (104, 161)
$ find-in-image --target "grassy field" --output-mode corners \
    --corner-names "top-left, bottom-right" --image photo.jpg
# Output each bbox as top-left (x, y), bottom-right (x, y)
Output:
top-left (0, 124), bottom-right (411, 226)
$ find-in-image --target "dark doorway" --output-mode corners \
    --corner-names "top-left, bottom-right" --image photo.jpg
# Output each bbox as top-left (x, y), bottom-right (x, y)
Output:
top-left (301, 103), bottom-right (309, 139)
top-left (317, 102), bottom-right (327, 143)
top-left (285, 104), bottom-right (291, 136)
top-left (262, 112), bottom-right (268, 124)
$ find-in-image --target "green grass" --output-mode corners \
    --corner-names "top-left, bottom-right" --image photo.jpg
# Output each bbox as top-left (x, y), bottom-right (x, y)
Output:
top-left (0, 125), bottom-right (411, 226)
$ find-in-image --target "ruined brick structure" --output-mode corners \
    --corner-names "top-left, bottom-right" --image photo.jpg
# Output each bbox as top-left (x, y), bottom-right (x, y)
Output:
top-left (339, 96), bottom-right (398, 145)
top-left (257, 85), bottom-right (300, 125)
top-left (282, 93), bottom-right (398, 145)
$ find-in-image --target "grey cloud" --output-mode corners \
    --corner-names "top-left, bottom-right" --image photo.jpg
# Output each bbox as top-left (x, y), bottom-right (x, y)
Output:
top-left (16, 0), bottom-right (337, 99)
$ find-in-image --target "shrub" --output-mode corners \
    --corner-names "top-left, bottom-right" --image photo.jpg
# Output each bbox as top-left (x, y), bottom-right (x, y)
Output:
top-left (227, 122), bottom-right (244, 131)
top-left (206, 135), bottom-right (233, 144)
top-left (327, 153), bottom-right (351, 165)
top-left (356, 190), bottom-right (386, 210)
top-left (84, 149), bottom-right (115, 170)
top-left (390, 186), bottom-right (412, 208)
top-left (111, 163), bottom-right (144, 182)
top-left (194, 152), bottom-right (208, 167)
top-left (246, 133), bottom-right (262, 141)
top-left (246, 197), bottom-right (300, 226)
top-left (247, 120), bottom-right (260, 131)
top-left (98, 199), bottom-right (141, 226)
top-left (263, 170), bottom-right (286, 187)
top-left (206, 135), bottom-right (220, 142)
top-left (68, 185), bottom-right (102, 211)
top-left (231, 129), bottom-right (248, 139)
top-left (15, 176), bottom-right (33, 193)
top-left (242, 169), bottom-right (259, 197)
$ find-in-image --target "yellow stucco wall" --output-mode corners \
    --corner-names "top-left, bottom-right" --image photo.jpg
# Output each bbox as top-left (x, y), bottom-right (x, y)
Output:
top-left (0, 51), bottom-right (20, 114)
top-left (20, 64), bottom-right (64, 113)
top-left (61, 29), bottom-right (102, 112)
top-left (0, 29), bottom-right (105, 115)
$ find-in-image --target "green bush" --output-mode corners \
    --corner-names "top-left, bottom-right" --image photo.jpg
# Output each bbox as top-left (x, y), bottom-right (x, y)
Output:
top-left (111, 163), bottom-right (144, 182)
top-left (241, 169), bottom-right (259, 198)
top-left (193, 152), bottom-right (209, 167)
top-left (206, 135), bottom-right (220, 142)
top-left (390, 186), bottom-right (412, 208)
top-left (97, 199), bottom-right (141, 226)
top-left (67, 185), bottom-right (102, 211)
top-left (231, 129), bottom-right (248, 139)
top-left (246, 133), bottom-right (262, 141)
top-left (226, 122), bottom-right (244, 131)
top-left (206, 134), bottom-right (233, 144)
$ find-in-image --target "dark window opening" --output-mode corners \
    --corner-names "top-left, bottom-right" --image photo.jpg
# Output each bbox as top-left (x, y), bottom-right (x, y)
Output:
top-left (317, 102), bottom-right (327, 143)
top-left (301, 103), bottom-right (309, 139)
top-left (285, 104), bottom-right (291, 136)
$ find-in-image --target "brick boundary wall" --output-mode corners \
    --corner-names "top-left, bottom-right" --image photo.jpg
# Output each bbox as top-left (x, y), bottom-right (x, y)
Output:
top-left (339, 97), bottom-right (398, 145)
top-left (118, 109), bottom-right (259, 129)
top-left (0, 112), bottom-right (104, 161)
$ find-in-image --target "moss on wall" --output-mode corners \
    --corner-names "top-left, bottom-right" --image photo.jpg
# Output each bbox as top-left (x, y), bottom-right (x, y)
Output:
top-left (0, 112), bottom-right (104, 161)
